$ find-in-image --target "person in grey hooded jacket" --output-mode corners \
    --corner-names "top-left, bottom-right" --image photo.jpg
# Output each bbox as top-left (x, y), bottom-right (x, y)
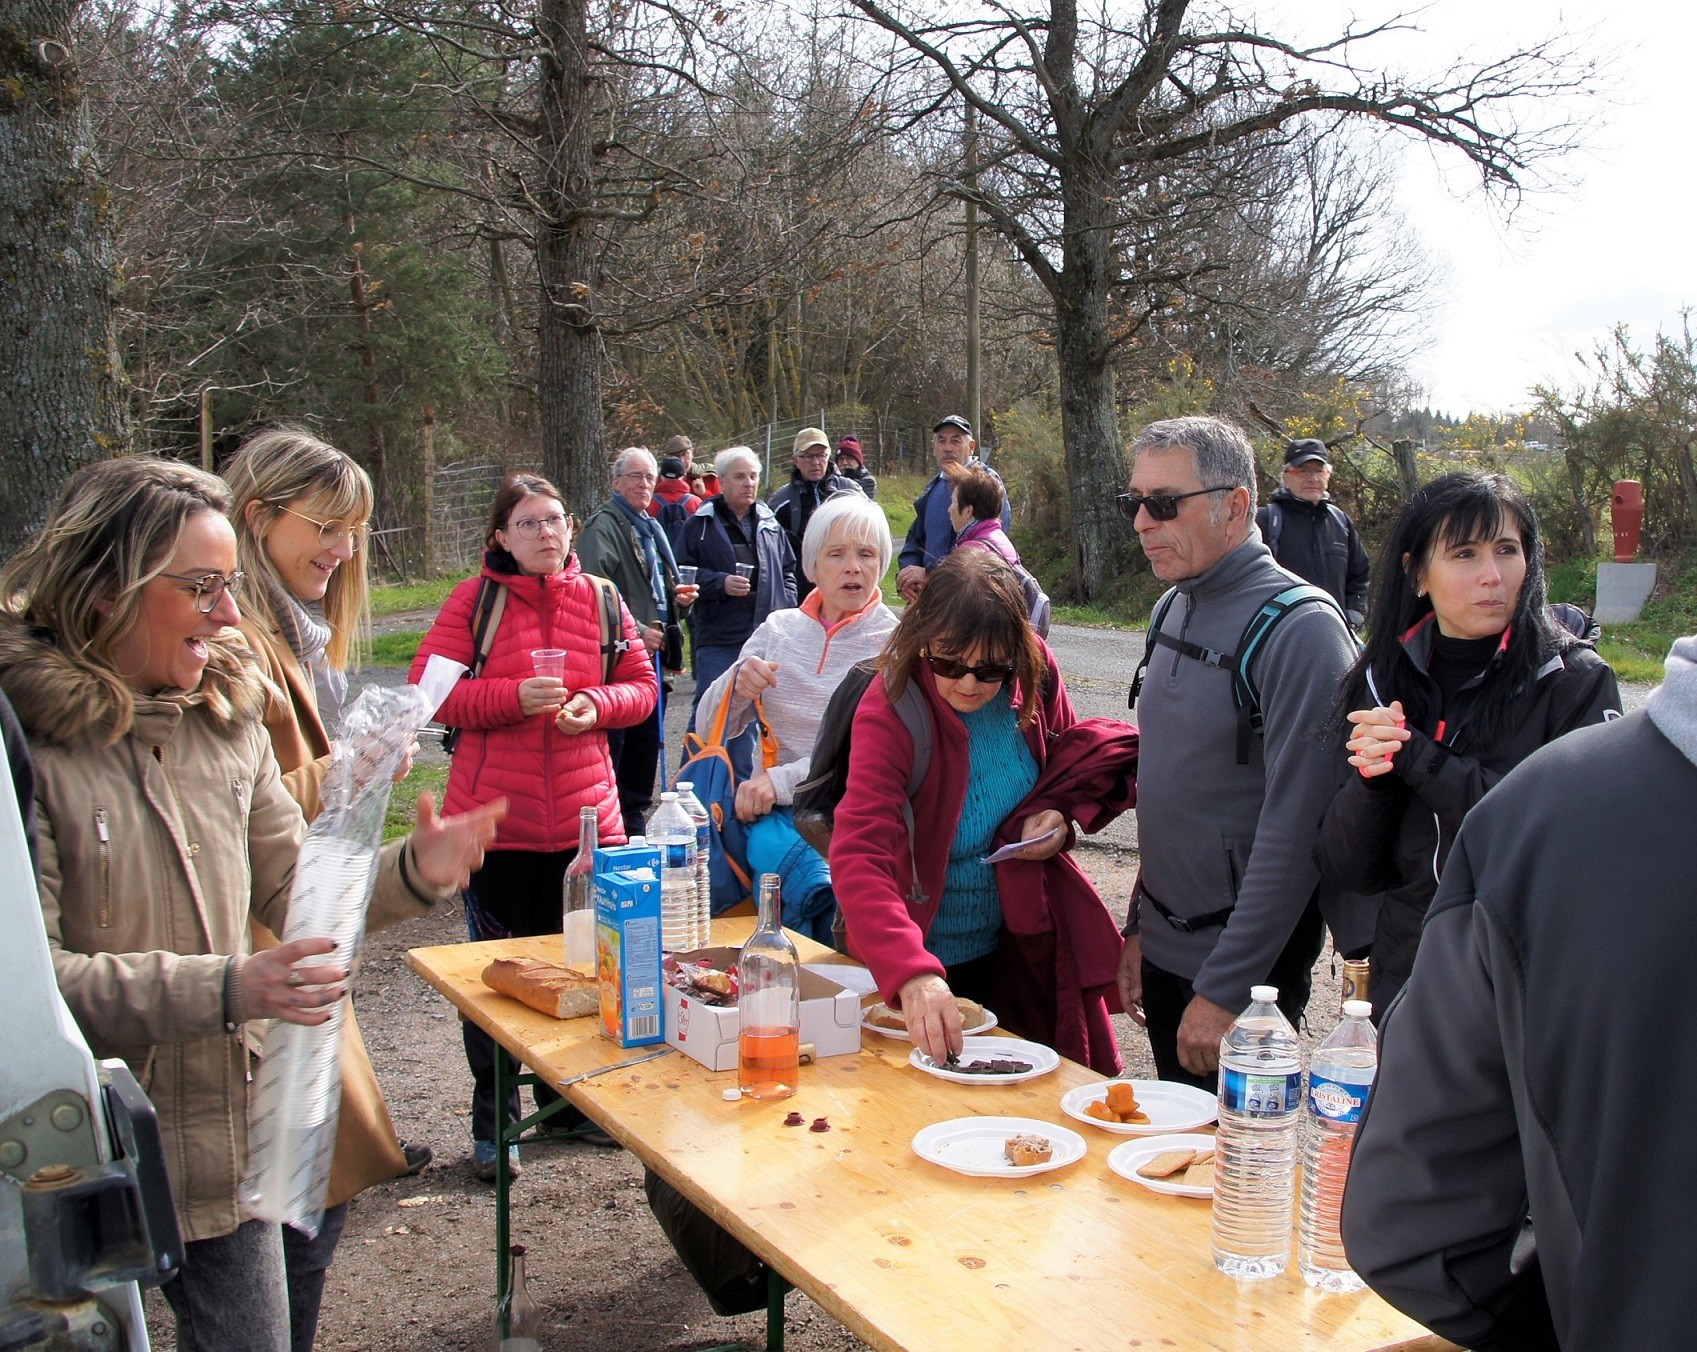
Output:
top-left (1341, 636), bottom-right (1696, 1352)
top-left (1116, 416), bottom-right (1359, 1088)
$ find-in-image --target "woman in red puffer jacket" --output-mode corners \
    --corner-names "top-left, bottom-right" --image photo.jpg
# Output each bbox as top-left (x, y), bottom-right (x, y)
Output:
top-left (409, 471), bottom-right (655, 1175)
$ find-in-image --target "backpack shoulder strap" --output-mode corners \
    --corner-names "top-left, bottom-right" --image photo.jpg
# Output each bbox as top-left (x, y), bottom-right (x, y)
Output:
top-left (1230, 582), bottom-right (1346, 763)
top-left (1262, 500), bottom-right (1284, 554)
top-left (467, 578), bottom-right (506, 679)
top-left (579, 572), bottom-right (626, 684)
top-left (882, 671), bottom-right (934, 903)
top-left (1128, 587), bottom-right (1182, 711)
top-left (442, 578), bottom-right (505, 755)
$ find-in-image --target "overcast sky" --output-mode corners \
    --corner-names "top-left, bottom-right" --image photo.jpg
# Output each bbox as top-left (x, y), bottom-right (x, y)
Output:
top-left (1261, 1), bottom-right (1693, 416)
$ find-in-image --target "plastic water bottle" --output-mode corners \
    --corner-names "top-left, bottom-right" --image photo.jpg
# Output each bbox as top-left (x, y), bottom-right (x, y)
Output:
top-left (675, 780), bottom-right (713, 950)
top-left (1298, 999), bottom-right (1378, 1291)
top-left (1211, 984), bottom-right (1303, 1279)
top-left (648, 792), bottom-right (698, 952)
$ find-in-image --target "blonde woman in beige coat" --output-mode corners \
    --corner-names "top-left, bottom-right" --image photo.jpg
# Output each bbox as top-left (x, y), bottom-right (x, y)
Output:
top-left (223, 426), bottom-right (428, 1352)
top-left (0, 458), bottom-right (504, 1352)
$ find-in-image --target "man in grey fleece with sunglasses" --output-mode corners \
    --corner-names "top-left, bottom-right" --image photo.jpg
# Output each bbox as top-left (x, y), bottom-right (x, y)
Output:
top-left (1117, 416), bottom-right (1359, 1087)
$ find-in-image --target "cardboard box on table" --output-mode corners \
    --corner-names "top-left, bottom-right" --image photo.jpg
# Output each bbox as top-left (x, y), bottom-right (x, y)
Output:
top-left (665, 946), bottom-right (862, 1071)
top-left (594, 843), bottom-right (663, 1047)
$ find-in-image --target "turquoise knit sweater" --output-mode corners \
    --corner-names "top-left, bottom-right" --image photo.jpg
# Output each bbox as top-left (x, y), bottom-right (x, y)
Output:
top-left (926, 687), bottom-right (1039, 967)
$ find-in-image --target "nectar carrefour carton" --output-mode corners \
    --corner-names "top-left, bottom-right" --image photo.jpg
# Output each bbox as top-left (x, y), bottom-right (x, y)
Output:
top-left (594, 842), bottom-right (662, 1046)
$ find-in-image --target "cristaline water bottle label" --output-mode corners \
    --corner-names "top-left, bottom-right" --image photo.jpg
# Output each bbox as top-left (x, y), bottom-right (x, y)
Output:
top-left (662, 842), bottom-right (691, 867)
top-left (1221, 1067), bottom-right (1301, 1115)
top-left (1307, 1074), bottom-right (1368, 1124)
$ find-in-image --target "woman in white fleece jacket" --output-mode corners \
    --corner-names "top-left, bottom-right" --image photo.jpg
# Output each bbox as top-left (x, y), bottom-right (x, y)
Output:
top-left (696, 493), bottom-right (898, 940)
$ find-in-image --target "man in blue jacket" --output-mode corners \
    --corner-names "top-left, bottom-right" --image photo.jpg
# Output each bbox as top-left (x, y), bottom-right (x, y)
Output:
top-left (677, 446), bottom-right (797, 733)
top-left (895, 415), bottom-right (1009, 603)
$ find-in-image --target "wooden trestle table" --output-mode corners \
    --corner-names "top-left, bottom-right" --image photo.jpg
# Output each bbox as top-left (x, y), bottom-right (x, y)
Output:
top-left (408, 918), bottom-right (1456, 1352)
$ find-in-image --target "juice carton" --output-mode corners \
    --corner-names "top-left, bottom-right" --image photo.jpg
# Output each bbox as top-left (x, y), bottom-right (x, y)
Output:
top-left (594, 843), bottom-right (662, 1046)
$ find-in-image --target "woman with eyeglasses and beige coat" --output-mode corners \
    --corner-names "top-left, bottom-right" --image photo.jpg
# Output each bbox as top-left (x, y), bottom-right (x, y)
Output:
top-left (223, 427), bottom-right (431, 1352)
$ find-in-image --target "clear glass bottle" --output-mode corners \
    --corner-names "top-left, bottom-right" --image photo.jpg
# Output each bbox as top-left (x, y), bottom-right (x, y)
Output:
top-left (737, 873), bottom-right (800, 1100)
top-left (494, 1242), bottom-right (544, 1350)
top-left (674, 780), bottom-right (712, 950)
top-left (1211, 985), bottom-right (1302, 1279)
top-left (1298, 999), bottom-right (1378, 1290)
top-left (562, 806), bottom-right (598, 970)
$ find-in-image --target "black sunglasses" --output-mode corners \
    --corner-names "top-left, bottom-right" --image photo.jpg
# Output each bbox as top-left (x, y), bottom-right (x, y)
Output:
top-left (924, 652), bottom-right (1015, 684)
top-left (1116, 485), bottom-right (1233, 523)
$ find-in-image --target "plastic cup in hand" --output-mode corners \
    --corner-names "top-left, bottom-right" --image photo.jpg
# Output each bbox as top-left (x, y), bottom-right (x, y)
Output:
top-left (677, 565), bottom-right (698, 586)
top-left (530, 648), bottom-right (566, 680)
top-left (734, 563), bottom-right (755, 581)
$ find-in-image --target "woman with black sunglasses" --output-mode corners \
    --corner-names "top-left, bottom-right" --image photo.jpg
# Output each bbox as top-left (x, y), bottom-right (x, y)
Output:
top-left (830, 549), bottom-right (1131, 1071)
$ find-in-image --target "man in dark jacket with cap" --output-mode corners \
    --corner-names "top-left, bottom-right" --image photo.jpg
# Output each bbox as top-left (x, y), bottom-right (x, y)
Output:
top-left (768, 426), bottom-right (863, 601)
top-left (1255, 439), bottom-right (1371, 628)
top-left (833, 434), bottom-right (878, 500)
top-left (896, 414), bottom-right (1010, 603)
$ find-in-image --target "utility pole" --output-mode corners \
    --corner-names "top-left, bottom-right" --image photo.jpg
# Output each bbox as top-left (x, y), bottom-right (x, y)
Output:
top-left (964, 101), bottom-right (981, 440)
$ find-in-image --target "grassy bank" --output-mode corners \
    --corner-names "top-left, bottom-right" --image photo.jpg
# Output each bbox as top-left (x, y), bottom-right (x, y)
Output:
top-left (1550, 555), bottom-right (1697, 682)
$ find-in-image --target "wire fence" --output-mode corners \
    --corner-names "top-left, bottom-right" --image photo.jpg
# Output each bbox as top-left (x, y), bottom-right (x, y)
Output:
top-left (369, 460), bottom-right (503, 581)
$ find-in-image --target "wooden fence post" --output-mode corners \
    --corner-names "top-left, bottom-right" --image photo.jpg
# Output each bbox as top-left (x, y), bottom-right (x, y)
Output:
top-left (422, 406), bottom-right (437, 579)
top-left (199, 387), bottom-right (214, 471)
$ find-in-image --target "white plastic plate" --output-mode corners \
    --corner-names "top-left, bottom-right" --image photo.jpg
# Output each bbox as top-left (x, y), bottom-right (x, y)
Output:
top-left (912, 1116), bottom-right (1086, 1178)
top-left (1106, 1133), bottom-right (1218, 1198)
top-left (1060, 1080), bottom-right (1218, 1135)
top-left (908, 1036), bottom-right (1059, 1085)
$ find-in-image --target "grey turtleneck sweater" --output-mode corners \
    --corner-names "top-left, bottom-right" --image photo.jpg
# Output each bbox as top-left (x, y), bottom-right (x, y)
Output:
top-left (1131, 531), bottom-right (1358, 1010)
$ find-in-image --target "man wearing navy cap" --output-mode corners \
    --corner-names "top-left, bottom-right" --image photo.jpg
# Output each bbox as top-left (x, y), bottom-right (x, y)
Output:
top-left (1255, 438), bottom-right (1371, 629)
top-left (895, 415), bottom-right (1011, 603)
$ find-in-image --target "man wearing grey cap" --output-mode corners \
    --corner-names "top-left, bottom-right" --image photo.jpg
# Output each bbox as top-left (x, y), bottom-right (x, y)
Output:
top-left (895, 414), bottom-right (1010, 603)
top-left (768, 426), bottom-right (863, 601)
top-left (1255, 438), bottom-right (1371, 629)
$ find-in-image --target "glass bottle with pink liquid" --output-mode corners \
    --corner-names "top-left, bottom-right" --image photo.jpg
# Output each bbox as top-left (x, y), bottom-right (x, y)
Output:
top-left (737, 873), bottom-right (800, 1100)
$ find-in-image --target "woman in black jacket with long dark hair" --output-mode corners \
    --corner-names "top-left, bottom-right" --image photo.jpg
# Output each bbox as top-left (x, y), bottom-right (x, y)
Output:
top-left (1317, 471), bottom-right (1621, 1020)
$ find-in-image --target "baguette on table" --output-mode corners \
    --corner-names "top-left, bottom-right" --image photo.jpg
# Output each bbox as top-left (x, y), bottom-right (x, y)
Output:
top-left (481, 956), bottom-right (599, 1019)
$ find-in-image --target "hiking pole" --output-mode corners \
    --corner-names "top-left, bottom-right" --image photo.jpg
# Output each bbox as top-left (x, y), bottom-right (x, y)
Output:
top-left (654, 649), bottom-right (669, 787)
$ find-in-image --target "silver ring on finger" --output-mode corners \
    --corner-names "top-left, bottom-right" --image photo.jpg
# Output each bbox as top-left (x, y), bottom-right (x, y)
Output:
top-left (286, 972), bottom-right (307, 988)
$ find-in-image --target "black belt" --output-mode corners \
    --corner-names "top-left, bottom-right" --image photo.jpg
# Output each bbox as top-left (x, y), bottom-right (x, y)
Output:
top-left (1142, 885), bottom-right (1234, 935)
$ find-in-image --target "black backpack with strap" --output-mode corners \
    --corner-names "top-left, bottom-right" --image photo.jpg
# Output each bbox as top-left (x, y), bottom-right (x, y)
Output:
top-left (793, 660), bottom-right (933, 903)
top-left (1129, 583), bottom-right (1349, 765)
top-left (440, 573), bottom-right (627, 755)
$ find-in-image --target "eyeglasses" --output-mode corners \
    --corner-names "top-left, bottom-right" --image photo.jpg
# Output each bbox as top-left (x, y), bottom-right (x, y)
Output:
top-left (509, 512), bottom-right (570, 540)
top-left (616, 471), bottom-right (657, 485)
top-left (1115, 485), bottom-right (1233, 523)
top-left (924, 652), bottom-right (1015, 684)
top-left (160, 569), bottom-right (245, 614)
top-left (795, 450), bottom-right (829, 462)
top-left (275, 504), bottom-right (363, 553)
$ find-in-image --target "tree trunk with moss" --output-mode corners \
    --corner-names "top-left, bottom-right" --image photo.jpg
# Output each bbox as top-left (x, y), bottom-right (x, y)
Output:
top-left (0, 2), bottom-right (128, 556)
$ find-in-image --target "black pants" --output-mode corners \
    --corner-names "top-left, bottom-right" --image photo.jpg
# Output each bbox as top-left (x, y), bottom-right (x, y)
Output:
top-left (607, 699), bottom-right (662, 838)
top-left (462, 849), bottom-right (572, 1143)
top-left (281, 1202), bottom-right (348, 1352)
top-left (1141, 898), bottom-right (1325, 1091)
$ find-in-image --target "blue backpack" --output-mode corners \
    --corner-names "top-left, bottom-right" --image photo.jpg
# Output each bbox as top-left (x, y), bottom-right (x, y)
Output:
top-left (673, 681), bottom-right (779, 912)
